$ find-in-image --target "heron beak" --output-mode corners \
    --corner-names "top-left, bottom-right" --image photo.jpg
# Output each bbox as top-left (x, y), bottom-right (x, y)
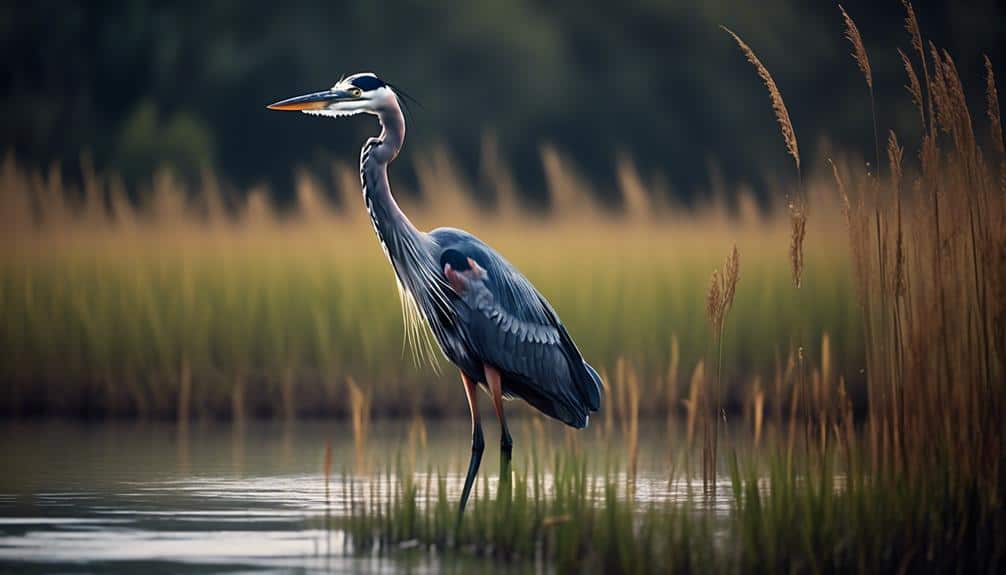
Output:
top-left (266, 89), bottom-right (352, 111)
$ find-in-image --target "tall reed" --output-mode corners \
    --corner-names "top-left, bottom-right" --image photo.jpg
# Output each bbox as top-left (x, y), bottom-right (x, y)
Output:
top-left (828, 2), bottom-right (1004, 488)
top-left (704, 244), bottom-right (740, 490)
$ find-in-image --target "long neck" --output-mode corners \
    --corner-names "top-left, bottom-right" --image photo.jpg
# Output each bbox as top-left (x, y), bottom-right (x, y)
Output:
top-left (360, 101), bottom-right (424, 262)
top-left (361, 100), bottom-right (455, 364)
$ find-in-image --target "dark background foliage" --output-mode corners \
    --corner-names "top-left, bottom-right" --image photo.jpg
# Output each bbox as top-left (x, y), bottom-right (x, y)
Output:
top-left (1, 0), bottom-right (1000, 206)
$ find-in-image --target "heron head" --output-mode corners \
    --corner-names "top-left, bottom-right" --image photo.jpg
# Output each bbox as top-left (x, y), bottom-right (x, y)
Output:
top-left (267, 72), bottom-right (398, 118)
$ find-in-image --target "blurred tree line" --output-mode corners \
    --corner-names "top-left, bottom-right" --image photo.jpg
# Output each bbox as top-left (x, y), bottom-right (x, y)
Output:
top-left (0, 0), bottom-right (1000, 206)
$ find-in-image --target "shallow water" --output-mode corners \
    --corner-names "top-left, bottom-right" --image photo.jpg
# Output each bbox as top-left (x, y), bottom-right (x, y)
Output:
top-left (1, 419), bottom-right (738, 573)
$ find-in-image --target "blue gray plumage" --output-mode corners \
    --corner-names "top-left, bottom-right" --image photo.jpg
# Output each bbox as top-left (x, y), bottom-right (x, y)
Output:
top-left (268, 72), bottom-right (603, 515)
top-left (433, 233), bottom-right (602, 427)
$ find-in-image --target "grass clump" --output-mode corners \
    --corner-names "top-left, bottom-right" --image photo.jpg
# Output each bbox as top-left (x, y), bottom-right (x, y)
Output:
top-left (336, 440), bottom-right (1003, 574)
top-left (341, 453), bottom-right (717, 574)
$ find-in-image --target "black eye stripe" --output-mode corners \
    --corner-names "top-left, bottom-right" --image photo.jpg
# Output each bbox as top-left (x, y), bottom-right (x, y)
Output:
top-left (349, 75), bottom-right (386, 91)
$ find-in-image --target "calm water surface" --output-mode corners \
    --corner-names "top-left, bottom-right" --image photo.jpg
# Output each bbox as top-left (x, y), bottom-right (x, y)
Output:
top-left (1, 419), bottom-right (738, 573)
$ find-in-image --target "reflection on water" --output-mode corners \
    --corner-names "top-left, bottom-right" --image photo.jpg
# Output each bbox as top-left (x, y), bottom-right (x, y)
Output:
top-left (1, 419), bottom-right (742, 573)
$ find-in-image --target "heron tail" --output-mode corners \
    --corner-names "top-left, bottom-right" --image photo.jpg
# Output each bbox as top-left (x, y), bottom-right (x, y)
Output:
top-left (581, 361), bottom-right (603, 412)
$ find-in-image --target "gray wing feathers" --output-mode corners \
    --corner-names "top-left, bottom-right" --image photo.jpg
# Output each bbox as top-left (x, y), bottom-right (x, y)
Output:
top-left (432, 228), bottom-right (600, 420)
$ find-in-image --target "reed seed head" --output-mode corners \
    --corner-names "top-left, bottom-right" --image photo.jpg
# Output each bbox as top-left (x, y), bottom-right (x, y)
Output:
top-left (899, 48), bottom-right (925, 130)
top-left (706, 269), bottom-right (722, 331)
top-left (985, 55), bottom-right (1004, 157)
top-left (901, 1), bottom-right (924, 61)
top-left (840, 5), bottom-right (873, 90)
top-left (722, 26), bottom-right (800, 174)
top-left (887, 130), bottom-right (904, 193)
top-left (723, 244), bottom-right (740, 316)
top-left (706, 245), bottom-right (741, 333)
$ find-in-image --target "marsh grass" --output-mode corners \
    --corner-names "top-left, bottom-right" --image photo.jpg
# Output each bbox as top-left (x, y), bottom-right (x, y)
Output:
top-left (336, 431), bottom-right (1003, 574)
top-left (1, 150), bottom-right (857, 419)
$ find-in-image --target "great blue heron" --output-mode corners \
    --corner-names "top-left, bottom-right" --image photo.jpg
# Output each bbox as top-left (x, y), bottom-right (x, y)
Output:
top-left (268, 72), bottom-right (603, 515)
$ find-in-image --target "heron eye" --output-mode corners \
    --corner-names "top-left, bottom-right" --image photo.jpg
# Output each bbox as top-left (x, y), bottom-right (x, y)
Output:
top-left (349, 87), bottom-right (363, 97)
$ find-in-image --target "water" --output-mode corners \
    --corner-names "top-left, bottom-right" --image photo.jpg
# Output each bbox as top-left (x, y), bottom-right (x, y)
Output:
top-left (0, 419), bottom-right (737, 573)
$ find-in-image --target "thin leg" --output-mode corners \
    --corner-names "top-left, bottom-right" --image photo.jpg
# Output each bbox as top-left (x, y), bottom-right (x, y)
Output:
top-left (457, 371), bottom-right (484, 517)
top-left (485, 365), bottom-right (512, 489)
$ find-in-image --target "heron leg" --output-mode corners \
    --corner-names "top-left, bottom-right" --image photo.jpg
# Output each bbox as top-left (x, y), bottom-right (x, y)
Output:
top-left (485, 365), bottom-right (512, 491)
top-left (457, 371), bottom-right (484, 518)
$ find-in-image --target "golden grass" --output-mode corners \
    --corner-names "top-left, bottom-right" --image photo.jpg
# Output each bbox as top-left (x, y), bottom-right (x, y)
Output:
top-left (828, 3), bottom-right (1004, 485)
top-left (721, 0), bottom-right (1003, 496)
top-left (0, 146), bottom-right (858, 419)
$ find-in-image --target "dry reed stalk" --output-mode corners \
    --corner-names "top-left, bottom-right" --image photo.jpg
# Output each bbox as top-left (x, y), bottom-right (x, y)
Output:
top-left (348, 377), bottom-right (371, 471)
top-left (816, 371), bottom-right (828, 454)
top-left (786, 380), bottom-right (800, 475)
top-left (752, 377), bottom-right (765, 449)
top-left (942, 50), bottom-right (993, 390)
top-left (839, 5), bottom-right (873, 90)
top-left (684, 361), bottom-right (704, 449)
top-left (840, 6), bottom-right (895, 400)
top-left (988, 62), bottom-right (1004, 145)
top-left (986, 55), bottom-right (1005, 181)
top-left (706, 271), bottom-right (721, 331)
top-left (903, 0), bottom-right (942, 249)
top-left (821, 332), bottom-right (832, 393)
top-left (705, 245), bottom-right (740, 491)
top-left (666, 334), bottom-right (680, 418)
top-left (888, 133), bottom-right (907, 420)
top-left (666, 335), bottom-right (680, 464)
top-left (719, 25), bottom-right (809, 287)
top-left (721, 27), bottom-right (800, 175)
top-left (625, 364), bottom-right (640, 496)
top-left (901, 1), bottom-right (932, 135)
top-left (842, 4), bottom-right (897, 405)
top-left (789, 204), bottom-right (807, 288)
top-left (929, 43), bottom-right (954, 135)
top-left (899, 48), bottom-right (926, 132)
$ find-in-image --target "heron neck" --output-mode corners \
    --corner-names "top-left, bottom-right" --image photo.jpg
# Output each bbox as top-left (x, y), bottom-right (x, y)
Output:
top-left (362, 104), bottom-right (425, 262)
top-left (377, 104), bottom-right (405, 162)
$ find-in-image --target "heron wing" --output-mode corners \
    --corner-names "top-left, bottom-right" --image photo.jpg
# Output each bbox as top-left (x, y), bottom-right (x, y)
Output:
top-left (431, 228), bottom-right (602, 426)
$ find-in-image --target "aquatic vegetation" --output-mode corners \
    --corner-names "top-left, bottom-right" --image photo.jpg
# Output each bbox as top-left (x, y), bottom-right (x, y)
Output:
top-left (336, 438), bottom-right (1004, 574)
